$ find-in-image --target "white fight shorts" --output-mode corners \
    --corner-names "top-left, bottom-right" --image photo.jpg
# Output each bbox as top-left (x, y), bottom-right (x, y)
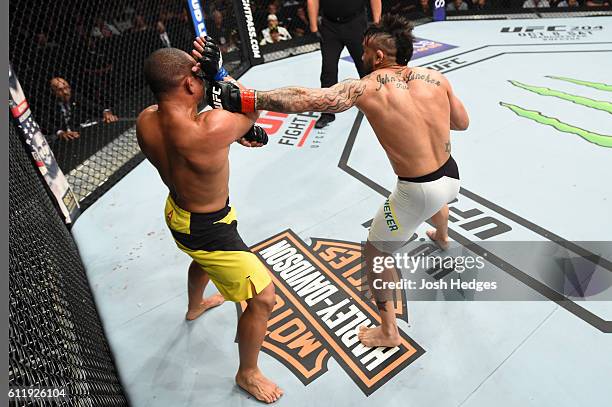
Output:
top-left (368, 156), bottom-right (460, 253)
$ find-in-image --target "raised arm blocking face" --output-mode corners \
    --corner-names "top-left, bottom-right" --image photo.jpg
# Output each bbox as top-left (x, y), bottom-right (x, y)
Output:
top-left (255, 79), bottom-right (368, 114)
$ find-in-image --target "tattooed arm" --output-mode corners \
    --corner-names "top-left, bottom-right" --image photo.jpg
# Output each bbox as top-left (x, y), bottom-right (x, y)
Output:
top-left (255, 79), bottom-right (367, 113)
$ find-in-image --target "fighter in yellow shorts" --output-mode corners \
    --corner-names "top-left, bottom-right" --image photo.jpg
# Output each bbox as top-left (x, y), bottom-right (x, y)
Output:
top-left (136, 36), bottom-right (282, 404)
top-left (164, 195), bottom-right (271, 302)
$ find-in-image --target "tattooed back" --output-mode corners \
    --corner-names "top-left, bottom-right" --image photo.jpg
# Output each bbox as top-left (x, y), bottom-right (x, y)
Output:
top-left (357, 66), bottom-right (467, 178)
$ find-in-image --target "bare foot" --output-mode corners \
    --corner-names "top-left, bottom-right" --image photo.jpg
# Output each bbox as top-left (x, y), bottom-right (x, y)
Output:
top-left (236, 369), bottom-right (283, 404)
top-left (426, 229), bottom-right (449, 251)
top-left (185, 293), bottom-right (225, 321)
top-left (358, 325), bottom-right (401, 347)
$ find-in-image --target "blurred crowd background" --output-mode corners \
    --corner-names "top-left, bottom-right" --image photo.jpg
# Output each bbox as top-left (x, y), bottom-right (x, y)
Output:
top-left (9, 0), bottom-right (610, 204)
top-left (10, 0), bottom-right (610, 140)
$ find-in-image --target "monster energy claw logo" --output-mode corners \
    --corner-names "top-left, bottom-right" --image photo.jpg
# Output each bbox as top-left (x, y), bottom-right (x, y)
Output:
top-left (500, 76), bottom-right (612, 148)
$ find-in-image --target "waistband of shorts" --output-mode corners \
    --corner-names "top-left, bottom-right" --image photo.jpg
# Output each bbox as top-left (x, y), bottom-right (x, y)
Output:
top-left (398, 156), bottom-right (459, 183)
top-left (167, 194), bottom-right (231, 224)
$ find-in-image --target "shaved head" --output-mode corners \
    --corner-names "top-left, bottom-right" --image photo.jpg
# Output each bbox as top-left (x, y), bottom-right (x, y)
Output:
top-left (144, 48), bottom-right (195, 98)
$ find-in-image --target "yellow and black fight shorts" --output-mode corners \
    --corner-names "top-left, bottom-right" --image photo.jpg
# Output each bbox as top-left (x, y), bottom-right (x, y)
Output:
top-left (164, 195), bottom-right (271, 302)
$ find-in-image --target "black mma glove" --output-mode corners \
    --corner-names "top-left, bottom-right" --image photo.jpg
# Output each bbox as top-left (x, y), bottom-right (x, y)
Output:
top-left (206, 80), bottom-right (256, 112)
top-left (196, 36), bottom-right (228, 81)
top-left (242, 125), bottom-right (268, 145)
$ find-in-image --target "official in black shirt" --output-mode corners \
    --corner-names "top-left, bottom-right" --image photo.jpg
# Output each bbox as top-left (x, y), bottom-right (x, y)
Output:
top-left (307, 0), bottom-right (381, 128)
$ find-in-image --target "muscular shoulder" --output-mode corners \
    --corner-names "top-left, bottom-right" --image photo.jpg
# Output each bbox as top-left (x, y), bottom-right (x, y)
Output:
top-left (196, 109), bottom-right (235, 134)
top-left (138, 104), bottom-right (159, 119)
top-left (194, 109), bottom-right (250, 147)
top-left (136, 105), bottom-right (158, 137)
top-left (136, 105), bottom-right (158, 128)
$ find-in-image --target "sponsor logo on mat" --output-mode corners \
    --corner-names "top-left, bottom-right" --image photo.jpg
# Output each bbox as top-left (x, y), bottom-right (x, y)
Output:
top-left (501, 76), bottom-right (612, 148)
top-left (412, 37), bottom-right (456, 58)
top-left (237, 230), bottom-right (424, 395)
top-left (342, 37), bottom-right (456, 64)
top-left (256, 111), bottom-right (327, 148)
top-left (500, 25), bottom-right (605, 41)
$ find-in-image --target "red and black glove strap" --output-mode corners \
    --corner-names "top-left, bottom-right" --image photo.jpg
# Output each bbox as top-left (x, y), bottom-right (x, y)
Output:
top-left (240, 89), bottom-right (256, 112)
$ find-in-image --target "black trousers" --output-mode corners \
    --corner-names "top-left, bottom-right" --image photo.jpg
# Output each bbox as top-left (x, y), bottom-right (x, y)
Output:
top-left (319, 12), bottom-right (368, 88)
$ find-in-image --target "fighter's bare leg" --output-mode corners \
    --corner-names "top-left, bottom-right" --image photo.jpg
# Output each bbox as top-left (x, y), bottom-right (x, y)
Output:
top-left (186, 261), bottom-right (225, 321)
top-left (358, 303), bottom-right (402, 347)
top-left (358, 241), bottom-right (401, 347)
top-left (235, 282), bottom-right (283, 403)
top-left (427, 204), bottom-right (450, 250)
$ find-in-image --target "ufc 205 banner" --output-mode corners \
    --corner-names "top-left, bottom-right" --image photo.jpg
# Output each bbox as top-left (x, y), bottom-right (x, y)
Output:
top-left (9, 63), bottom-right (80, 224)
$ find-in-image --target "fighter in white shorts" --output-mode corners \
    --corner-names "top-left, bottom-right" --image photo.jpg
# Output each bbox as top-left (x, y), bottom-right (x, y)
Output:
top-left (201, 14), bottom-right (469, 347)
top-left (368, 155), bottom-right (460, 252)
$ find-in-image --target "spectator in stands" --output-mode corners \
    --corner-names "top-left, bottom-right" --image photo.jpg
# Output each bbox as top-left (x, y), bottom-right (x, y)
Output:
top-left (268, 2), bottom-right (280, 15)
top-left (156, 21), bottom-right (172, 48)
top-left (225, 30), bottom-right (241, 53)
top-left (113, 8), bottom-right (135, 32)
top-left (208, 10), bottom-right (233, 51)
top-left (162, 7), bottom-right (194, 52)
top-left (35, 32), bottom-right (58, 51)
top-left (557, 0), bottom-right (580, 6)
top-left (447, 0), bottom-right (470, 10)
top-left (180, 7), bottom-right (191, 23)
top-left (260, 14), bottom-right (292, 45)
top-left (267, 1), bottom-right (287, 25)
top-left (523, 0), bottom-right (551, 7)
top-left (291, 6), bottom-right (310, 37)
top-left (473, 0), bottom-right (491, 10)
top-left (211, 0), bottom-right (227, 14)
top-left (34, 32), bottom-right (60, 64)
top-left (91, 16), bottom-right (121, 38)
top-left (131, 14), bottom-right (150, 32)
top-left (45, 77), bottom-right (118, 141)
top-left (75, 13), bottom-right (88, 40)
top-left (418, 0), bottom-right (433, 16)
top-left (270, 27), bottom-right (282, 43)
top-left (282, 0), bottom-right (301, 25)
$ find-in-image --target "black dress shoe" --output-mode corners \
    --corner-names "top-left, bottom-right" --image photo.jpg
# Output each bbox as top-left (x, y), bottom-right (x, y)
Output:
top-left (314, 113), bottom-right (336, 129)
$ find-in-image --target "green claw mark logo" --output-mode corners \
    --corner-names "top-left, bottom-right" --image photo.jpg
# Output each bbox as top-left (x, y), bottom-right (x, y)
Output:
top-left (500, 76), bottom-right (612, 148)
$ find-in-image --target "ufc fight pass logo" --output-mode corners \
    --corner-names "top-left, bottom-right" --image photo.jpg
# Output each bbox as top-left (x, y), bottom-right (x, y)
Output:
top-left (238, 230), bottom-right (424, 395)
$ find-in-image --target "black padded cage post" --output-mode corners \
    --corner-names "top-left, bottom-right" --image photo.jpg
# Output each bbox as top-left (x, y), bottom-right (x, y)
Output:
top-left (231, 0), bottom-right (321, 65)
top-left (231, 0), bottom-right (265, 68)
top-left (9, 120), bottom-right (129, 405)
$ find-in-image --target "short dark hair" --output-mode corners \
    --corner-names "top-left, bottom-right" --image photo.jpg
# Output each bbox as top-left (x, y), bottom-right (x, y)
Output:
top-left (363, 14), bottom-right (415, 65)
top-left (143, 48), bottom-right (194, 97)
